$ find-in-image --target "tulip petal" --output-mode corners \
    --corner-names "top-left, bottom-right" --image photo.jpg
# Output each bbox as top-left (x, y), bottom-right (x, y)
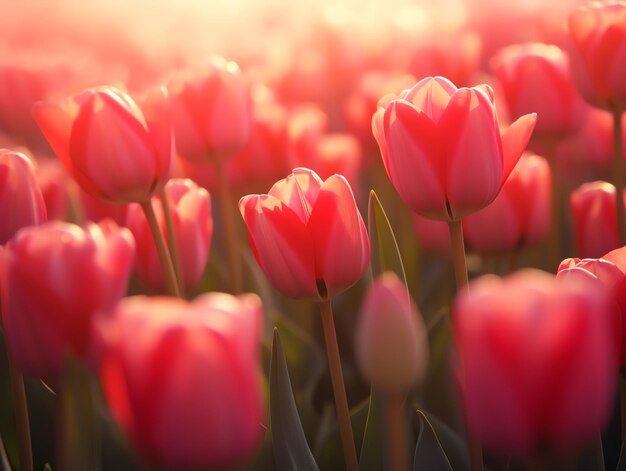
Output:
top-left (32, 102), bottom-right (74, 168)
top-left (404, 76), bottom-right (457, 124)
top-left (268, 168), bottom-right (323, 224)
top-left (141, 87), bottom-right (174, 182)
top-left (500, 113), bottom-right (537, 184)
top-left (239, 194), bottom-right (318, 298)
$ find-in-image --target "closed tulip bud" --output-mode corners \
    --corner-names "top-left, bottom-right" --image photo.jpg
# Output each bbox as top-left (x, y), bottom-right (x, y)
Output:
top-left (239, 168), bottom-right (370, 300)
top-left (33, 86), bottom-right (174, 204)
top-left (464, 152), bottom-right (551, 253)
top-left (355, 272), bottom-right (428, 396)
top-left (372, 76), bottom-right (536, 221)
top-left (569, 1), bottom-right (626, 111)
top-left (570, 181), bottom-right (625, 258)
top-left (1, 220), bottom-right (134, 377)
top-left (169, 57), bottom-right (252, 161)
top-left (0, 149), bottom-right (47, 244)
top-left (490, 43), bottom-right (585, 138)
top-left (126, 178), bottom-right (212, 293)
top-left (98, 293), bottom-right (265, 471)
top-left (454, 269), bottom-right (617, 455)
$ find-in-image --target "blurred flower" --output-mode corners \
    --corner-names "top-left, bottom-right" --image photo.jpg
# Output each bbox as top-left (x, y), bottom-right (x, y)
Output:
top-left (34, 157), bottom-right (70, 222)
top-left (454, 269), bottom-right (617, 455)
top-left (568, 1), bottom-right (626, 110)
top-left (0, 220), bottom-right (134, 377)
top-left (570, 180), bottom-right (625, 258)
top-left (355, 272), bottom-right (428, 396)
top-left (412, 214), bottom-right (451, 254)
top-left (34, 86), bottom-right (173, 204)
top-left (126, 179), bottom-right (212, 293)
top-left (464, 152), bottom-right (551, 253)
top-left (239, 168), bottom-right (369, 300)
top-left (372, 76), bottom-right (536, 221)
top-left (490, 43), bottom-right (585, 139)
top-left (0, 149), bottom-right (47, 244)
top-left (99, 293), bottom-right (265, 471)
top-left (169, 57), bottom-right (252, 161)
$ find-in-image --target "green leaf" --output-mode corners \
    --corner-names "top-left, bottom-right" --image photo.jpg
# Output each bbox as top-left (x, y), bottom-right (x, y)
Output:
top-left (269, 329), bottom-right (319, 471)
top-left (419, 410), bottom-right (468, 471)
top-left (414, 410), bottom-right (453, 471)
top-left (358, 392), bottom-right (386, 471)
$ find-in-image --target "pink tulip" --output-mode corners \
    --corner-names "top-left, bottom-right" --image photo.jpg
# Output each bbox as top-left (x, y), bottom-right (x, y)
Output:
top-left (0, 149), bottom-right (47, 244)
top-left (168, 57), bottom-right (252, 161)
top-left (33, 86), bottom-right (173, 204)
top-left (126, 179), bottom-right (212, 293)
top-left (490, 43), bottom-right (585, 138)
top-left (412, 214), bottom-right (451, 254)
top-left (372, 76), bottom-right (536, 221)
top-left (239, 168), bottom-right (370, 299)
top-left (570, 181), bottom-right (625, 258)
top-left (99, 293), bottom-right (265, 470)
top-left (0, 220), bottom-right (134, 377)
top-left (355, 272), bottom-right (428, 396)
top-left (454, 269), bottom-right (617, 454)
top-left (34, 157), bottom-right (70, 222)
top-left (464, 152), bottom-right (551, 253)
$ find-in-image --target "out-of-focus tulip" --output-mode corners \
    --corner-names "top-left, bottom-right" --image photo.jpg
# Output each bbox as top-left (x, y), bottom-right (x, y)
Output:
top-left (355, 272), bottom-right (428, 396)
top-left (412, 214), bottom-right (451, 254)
top-left (0, 220), bottom-right (134, 377)
top-left (454, 269), bottom-right (617, 455)
top-left (34, 157), bottom-right (70, 222)
top-left (99, 293), bottom-right (265, 471)
top-left (372, 76), bottom-right (536, 221)
top-left (464, 152), bottom-right (551, 253)
top-left (126, 179), bottom-right (212, 293)
top-left (0, 149), bottom-right (47, 244)
top-left (239, 168), bottom-right (369, 299)
top-left (570, 181), bottom-right (625, 258)
top-left (33, 86), bottom-right (173, 204)
top-left (569, 1), bottom-right (626, 111)
top-left (490, 43), bottom-right (585, 138)
top-left (169, 57), bottom-right (252, 161)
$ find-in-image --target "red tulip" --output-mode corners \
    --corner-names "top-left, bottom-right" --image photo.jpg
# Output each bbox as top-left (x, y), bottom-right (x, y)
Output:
top-left (454, 269), bottom-right (617, 454)
top-left (0, 149), bottom-right (47, 244)
top-left (570, 180), bottom-right (626, 258)
top-left (239, 168), bottom-right (370, 299)
top-left (126, 179), bottom-right (212, 293)
top-left (33, 86), bottom-right (173, 204)
top-left (99, 293), bottom-right (265, 470)
top-left (0, 220), bottom-right (134, 377)
top-left (412, 214), bottom-right (451, 254)
top-left (169, 57), bottom-right (252, 161)
top-left (569, 1), bottom-right (626, 110)
top-left (34, 157), bottom-right (69, 222)
top-left (464, 152), bottom-right (551, 253)
top-left (372, 76), bottom-right (536, 221)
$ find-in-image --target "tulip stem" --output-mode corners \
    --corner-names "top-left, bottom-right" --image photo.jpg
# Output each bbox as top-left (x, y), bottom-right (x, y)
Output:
top-left (318, 299), bottom-right (358, 471)
top-left (159, 189), bottom-right (185, 297)
top-left (448, 219), bottom-right (469, 291)
top-left (385, 395), bottom-right (408, 471)
top-left (612, 109), bottom-right (626, 247)
top-left (8, 357), bottom-right (33, 471)
top-left (214, 157), bottom-right (242, 294)
top-left (140, 201), bottom-right (181, 298)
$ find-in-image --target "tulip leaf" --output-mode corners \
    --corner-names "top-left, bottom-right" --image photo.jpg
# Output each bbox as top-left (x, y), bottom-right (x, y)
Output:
top-left (413, 410), bottom-right (453, 471)
top-left (358, 391), bottom-right (386, 471)
top-left (269, 329), bottom-right (319, 471)
top-left (367, 190), bottom-right (407, 284)
top-left (418, 410), bottom-right (468, 471)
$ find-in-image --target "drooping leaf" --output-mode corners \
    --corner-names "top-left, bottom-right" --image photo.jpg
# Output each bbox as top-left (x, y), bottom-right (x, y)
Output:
top-left (413, 410), bottom-right (453, 471)
top-left (269, 329), bottom-right (319, 471)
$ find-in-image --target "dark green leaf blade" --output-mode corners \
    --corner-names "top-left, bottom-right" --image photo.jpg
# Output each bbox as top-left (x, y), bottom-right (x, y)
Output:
top-left (414, 410), bottom-right (453, 471)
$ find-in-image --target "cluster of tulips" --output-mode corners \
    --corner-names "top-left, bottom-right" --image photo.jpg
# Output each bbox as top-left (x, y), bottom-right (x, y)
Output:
top-left (4, 0), bottom-right (626, 470)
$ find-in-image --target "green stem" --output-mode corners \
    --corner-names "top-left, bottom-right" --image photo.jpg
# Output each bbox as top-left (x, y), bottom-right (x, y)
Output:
top-left (8, 359), bottom-right (33, 471)
top-left (159, 189), bottom-right (185, 297)
top-left (140, 200), bottom-right (180, 298)
top-left (612, 109), bottom-right (626, 247)
top-left (385, 395), bottom-right (408, 471)
top-left (319, 299), bottom-right (358, 471)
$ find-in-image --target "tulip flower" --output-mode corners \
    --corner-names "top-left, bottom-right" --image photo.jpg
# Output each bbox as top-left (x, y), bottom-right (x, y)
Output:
top-left (0, 149), bottom-right (47, 244)
top-left (126, 178), bottom-right (212, 293)
top-left (412, 214), bottom-right (451, 254)
top-left (454, 269), bottom-right (617, 455)
top-left (98, 293), bottom-right (265, 471)
top-left (463, 152), bottom-right (551, 253)
top-left (490, 43), bottom-right (585, 138)
top-left (570, 181), bottom-right (625, 258)
top-left (372, 76), bottom-right (536, 221)
top-left (34, 157), bottom-right (69, 222)
top-left (0, 220), bottom-right (135, 377)
top-left (168, 57), bottom-right (252, 161)
top-left (239, 167), bottom-right (370, 300)
top-left (33, 86), bottom-right (173, 204)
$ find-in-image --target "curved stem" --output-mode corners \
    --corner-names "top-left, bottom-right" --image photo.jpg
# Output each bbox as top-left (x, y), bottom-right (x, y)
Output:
top-left (319, 299), bottom-right (358, 471)
top-left (159, 189), bottom-right (185, 297)
top-left (386, 395), bottom-right (408, 471)
top-left (140, 201), bottom-right (180, 298)
top-left (612, 110), bottom-right (626, 247)
top-left (448, 219), bottom-right (469, 291)
top-left (8, 359), bottom-right (33, 471)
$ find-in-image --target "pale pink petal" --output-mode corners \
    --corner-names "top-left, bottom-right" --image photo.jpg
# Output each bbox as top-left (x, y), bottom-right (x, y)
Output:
top-left (500, 113), bottom-right (537, 184)
top-left (268, 168), bottom-right (323, 224)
